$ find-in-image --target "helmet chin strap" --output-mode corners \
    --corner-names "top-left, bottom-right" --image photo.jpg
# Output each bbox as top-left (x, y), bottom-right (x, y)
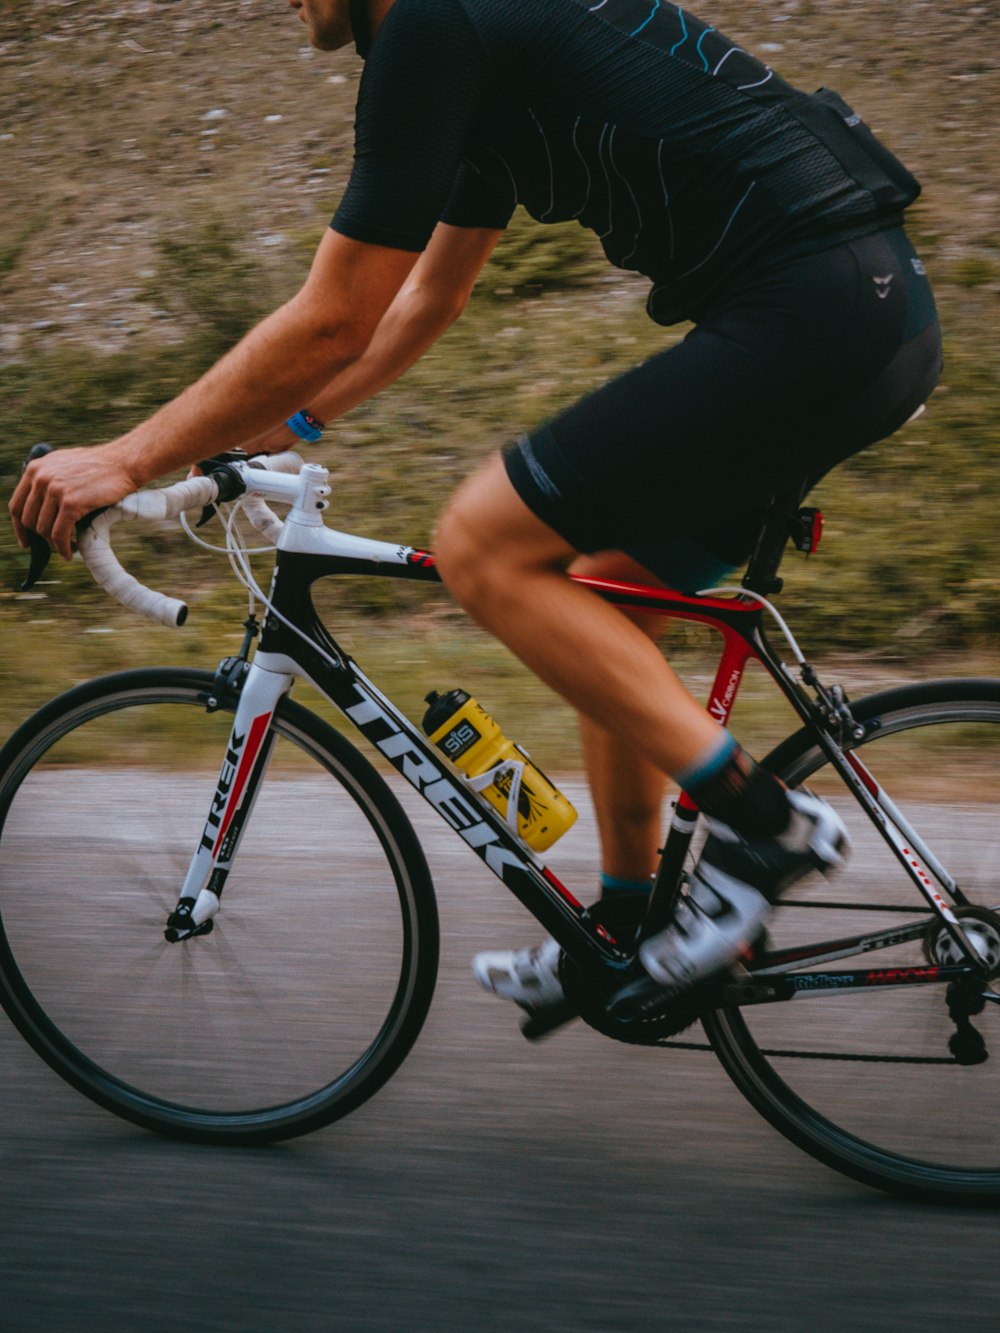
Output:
top-left (349, 0), bottom-right (372, 57)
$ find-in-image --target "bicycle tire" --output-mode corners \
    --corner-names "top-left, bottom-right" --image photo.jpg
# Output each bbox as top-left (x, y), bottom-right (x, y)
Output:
top-left (0, 667), bottom-right (439, 1145)
top-left (703, 678), bottom-right (1000, 1201)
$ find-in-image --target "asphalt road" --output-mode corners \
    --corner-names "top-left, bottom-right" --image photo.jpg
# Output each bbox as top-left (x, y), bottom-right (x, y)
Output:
top-left (3, 778), bottom-right (1000, 1332)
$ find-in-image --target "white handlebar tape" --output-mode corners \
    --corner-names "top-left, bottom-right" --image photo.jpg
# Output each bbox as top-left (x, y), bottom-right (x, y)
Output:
top-left (255, 450), bottom-right (304, 475)
top-left (77, 475), bottom-right (220, 628)
top-left (241, 496), bottom-right (285, 545)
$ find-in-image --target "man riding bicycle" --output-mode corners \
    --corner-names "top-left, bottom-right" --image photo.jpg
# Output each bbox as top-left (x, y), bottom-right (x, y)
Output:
top-left (10, 0), bottom-right (942, 1020)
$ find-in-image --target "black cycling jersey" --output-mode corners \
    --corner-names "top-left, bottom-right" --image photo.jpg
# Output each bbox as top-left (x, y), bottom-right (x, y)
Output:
top-left (331, 0), bottom-right (920, 323)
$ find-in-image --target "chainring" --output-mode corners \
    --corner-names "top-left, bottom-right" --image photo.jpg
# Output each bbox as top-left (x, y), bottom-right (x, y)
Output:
top-left (558, 894), bottom-right (703, 1046)
top-left (923, 905), bottom-right (1000, 977)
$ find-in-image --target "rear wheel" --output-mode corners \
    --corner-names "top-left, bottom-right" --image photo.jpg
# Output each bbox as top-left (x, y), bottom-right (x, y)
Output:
top-left (705, 680), bottom-right (1000, 1200)
top-left (0, 667), bottom-right (439, 1144)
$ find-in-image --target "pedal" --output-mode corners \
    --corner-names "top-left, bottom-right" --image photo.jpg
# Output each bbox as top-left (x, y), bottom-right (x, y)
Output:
top-left (949, 1025), bottom-right (988, 1066)
top-left (164, 919), bottom-right (214, 944)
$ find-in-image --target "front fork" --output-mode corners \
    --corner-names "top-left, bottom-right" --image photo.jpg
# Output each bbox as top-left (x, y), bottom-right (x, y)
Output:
top-left (165, 660), bottom-right (291, 943)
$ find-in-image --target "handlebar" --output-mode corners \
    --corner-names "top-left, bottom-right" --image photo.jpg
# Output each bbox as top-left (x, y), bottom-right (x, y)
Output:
top-left (21, 450), bottom-right (309, 629)
top-left (77, 474), bottom-right (222, 627)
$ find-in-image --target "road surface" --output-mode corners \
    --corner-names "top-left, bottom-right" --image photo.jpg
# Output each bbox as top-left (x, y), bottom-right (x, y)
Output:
top-left (2, 777), bottom-right (999, 1331)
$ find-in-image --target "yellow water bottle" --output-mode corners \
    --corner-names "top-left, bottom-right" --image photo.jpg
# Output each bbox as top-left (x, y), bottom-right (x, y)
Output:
top-left (422, 690), bottom-right (577, 852)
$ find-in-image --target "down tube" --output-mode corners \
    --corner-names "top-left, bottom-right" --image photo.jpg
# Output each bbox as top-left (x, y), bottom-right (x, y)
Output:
top-left (306, 659), bottom-right (619, 975)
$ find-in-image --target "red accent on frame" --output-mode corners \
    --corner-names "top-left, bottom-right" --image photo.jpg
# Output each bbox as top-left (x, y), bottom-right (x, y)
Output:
top-left (845, 751), bottom-right (880, 798)
top-left (408, 550), bottom-right (437, 569)
top-left (707, 636), bottom-right (754, 728)
top-left (864, 966), bottom-right (941, 986)
top-left (809, 510), bottom-right (824, 555)
top-left (573, 575), bottom-right (759, 628)
top-left (213, 712), bottom-right (273, 855)
top-left (543, 866), bottom-right (584, 910)
top-left (676, 634), bottom-right (754, 815)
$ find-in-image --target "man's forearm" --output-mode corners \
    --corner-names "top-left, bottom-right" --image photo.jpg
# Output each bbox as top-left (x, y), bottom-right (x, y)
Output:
top-left (9, 230), bottom-right (419, 555)
top-left (284, 224), bottom-right (501, 438)
top-left (302, 284), bottom-right (463, 427)
top-left (113, 293), bottom-right (370, 486)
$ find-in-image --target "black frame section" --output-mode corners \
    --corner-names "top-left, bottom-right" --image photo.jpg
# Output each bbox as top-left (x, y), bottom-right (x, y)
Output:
top-left (249, 521), bottom-right (987, 1003)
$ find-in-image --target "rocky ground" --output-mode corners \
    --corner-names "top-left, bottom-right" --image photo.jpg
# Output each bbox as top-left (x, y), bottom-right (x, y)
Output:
top-left (1, 1), bottom-right (997, 742)
top-left (2, 0), bottom-right (998, 357)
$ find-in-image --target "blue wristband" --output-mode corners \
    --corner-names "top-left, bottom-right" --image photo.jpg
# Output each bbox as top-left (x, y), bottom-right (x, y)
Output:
top-left (286, 409), bottom-right (325, 444)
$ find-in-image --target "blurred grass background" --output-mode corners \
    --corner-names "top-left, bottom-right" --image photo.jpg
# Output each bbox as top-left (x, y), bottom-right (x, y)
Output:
top-left (1, 0), bottom-right (997, 763)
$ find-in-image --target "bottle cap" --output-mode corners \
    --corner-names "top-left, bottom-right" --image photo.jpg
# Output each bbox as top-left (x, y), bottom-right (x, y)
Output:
top-left (421, 688), bottom-right (470, 736)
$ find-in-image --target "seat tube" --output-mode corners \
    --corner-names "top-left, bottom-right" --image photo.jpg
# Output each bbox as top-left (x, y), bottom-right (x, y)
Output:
top-left (641, 629), bottom-right (754, 940)
top-left (171, 661), bottom-right (293, 929)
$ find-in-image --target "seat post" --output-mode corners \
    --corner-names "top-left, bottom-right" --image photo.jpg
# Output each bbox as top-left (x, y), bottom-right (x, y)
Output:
top-left (742, 486), bottom-right (808, 597)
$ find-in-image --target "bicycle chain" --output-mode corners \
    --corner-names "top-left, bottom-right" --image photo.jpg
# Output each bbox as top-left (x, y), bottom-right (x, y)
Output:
top-left (561, 896), bottom-right (982, 1063)
top-left (652, 1038), bottom-right (959, 1064)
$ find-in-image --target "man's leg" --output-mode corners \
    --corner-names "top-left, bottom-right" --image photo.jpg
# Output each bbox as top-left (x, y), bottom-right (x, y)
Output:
top-left (569, 550), bottom-right (674, 888)
top-left (436, 456), bottom-right (709, 1014)
top-left (434, 453), bottom-right (723, 779)
top-left (437, 453), bottom-right (847, 1015)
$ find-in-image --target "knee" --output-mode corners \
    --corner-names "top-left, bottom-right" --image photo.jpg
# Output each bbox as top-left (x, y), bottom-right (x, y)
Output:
top-left (434, 489), bottom-right (494, 611)
top-left (434, 455), bottom-right (571, 613)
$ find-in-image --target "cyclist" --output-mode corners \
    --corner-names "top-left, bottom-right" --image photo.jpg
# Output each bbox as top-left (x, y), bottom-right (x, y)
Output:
top-left (10, 0), bottom-right (942, 1018)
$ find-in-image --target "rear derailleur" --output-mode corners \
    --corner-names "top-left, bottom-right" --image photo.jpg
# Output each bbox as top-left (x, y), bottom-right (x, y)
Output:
top-left (924, 907), bottom-right (1000, 1066)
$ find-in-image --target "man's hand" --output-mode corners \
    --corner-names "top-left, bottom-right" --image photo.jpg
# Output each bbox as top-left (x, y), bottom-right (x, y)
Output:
top-left (9, 444), bottom-right (142, 560)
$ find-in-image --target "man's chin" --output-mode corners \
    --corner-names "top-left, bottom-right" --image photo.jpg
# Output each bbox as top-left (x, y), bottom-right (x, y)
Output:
top-left (309, 28), bottom-right (352, 52)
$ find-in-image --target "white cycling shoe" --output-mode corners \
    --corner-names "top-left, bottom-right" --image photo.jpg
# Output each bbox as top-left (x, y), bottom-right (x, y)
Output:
top-left (472, 937), bottom-right (565, 1015)
top-left (638, 788), bottom-right (849, 994)
top-left (474, 790), bottom-right (849, 1019)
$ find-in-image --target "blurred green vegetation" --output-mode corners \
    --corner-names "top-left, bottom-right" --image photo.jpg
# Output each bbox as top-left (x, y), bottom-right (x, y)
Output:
top-left (2, 1), bottom-right (998, 761)
top-left (148, 213), bottom-right (273, 355)
top-left (2, 208), bottom-right (999, 756)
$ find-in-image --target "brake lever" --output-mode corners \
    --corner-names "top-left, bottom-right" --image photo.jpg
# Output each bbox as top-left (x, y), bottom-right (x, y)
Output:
top-left (19, 443), bottom-right (53, 592)
top-left (21, 530), bottom-right (51, 592)
top-left (190, 451), bottom-right (250, 530)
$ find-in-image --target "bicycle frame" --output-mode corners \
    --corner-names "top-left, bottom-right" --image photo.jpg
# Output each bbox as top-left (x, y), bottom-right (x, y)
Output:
top-left (166, 469), bottom-right (987, 1004)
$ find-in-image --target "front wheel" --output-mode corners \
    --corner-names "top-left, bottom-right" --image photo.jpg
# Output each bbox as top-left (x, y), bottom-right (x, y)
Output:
top-left (0, 667), bottom-right (439, 1144)
top-left (704, 679), bottom-right (1000, 1201)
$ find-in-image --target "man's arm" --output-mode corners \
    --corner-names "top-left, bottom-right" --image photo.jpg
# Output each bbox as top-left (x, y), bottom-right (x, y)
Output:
top-left (9, 228), bottom-right (419, 558)
top-left (248, 222), bottom-right (502, 451)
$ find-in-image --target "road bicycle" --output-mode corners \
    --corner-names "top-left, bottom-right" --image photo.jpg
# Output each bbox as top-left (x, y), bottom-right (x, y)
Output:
top-left (2, 450), bottom-right (999, 1203)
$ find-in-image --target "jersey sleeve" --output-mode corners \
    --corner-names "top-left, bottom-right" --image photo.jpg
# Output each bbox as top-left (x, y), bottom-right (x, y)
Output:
top-left (331, 0), bottom-right (497, 252)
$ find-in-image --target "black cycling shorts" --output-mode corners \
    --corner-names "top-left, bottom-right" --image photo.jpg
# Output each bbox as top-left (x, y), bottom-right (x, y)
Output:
top-left (503, 226), bottom-right (942, 591)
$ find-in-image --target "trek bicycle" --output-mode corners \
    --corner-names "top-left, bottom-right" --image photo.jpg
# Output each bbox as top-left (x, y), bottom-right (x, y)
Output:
top-left (2, 449), bottom-right (999, 1203)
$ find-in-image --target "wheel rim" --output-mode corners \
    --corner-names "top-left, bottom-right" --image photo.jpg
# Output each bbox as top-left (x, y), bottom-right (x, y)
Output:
top-left (0, 676), bottom-right (434, 1134)
top-left (710, 694), bottom-right (1000, 1193)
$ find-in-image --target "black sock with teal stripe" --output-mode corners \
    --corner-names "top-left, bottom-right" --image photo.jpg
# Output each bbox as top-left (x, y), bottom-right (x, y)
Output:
top-left (676, 733), bottom-right (790, 839)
